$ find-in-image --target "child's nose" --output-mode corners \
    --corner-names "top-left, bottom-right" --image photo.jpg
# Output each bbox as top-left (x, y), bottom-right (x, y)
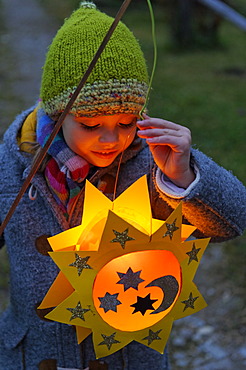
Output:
top-left (99, 129), bottom-right (119, 143)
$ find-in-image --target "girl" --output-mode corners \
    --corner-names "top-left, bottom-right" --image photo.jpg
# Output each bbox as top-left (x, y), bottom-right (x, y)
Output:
top-left (0, 2), bottom-right (245, 369)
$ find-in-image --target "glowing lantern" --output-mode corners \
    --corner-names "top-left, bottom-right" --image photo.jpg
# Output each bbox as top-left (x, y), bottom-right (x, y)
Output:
top-left (39, 176), bottom-right (210, 358)
top-left (93, 249), bottom-right (181, 331)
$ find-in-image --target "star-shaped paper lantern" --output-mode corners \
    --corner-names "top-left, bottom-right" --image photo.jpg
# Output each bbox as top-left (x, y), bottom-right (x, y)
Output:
top-left (39, 175), bottom-right (210, 359)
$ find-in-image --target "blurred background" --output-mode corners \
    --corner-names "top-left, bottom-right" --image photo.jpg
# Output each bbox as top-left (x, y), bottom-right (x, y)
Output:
top-left (0, 0), bottom-right (245, 368)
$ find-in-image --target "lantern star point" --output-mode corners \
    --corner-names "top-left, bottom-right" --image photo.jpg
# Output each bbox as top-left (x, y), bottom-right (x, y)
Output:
top-left (98, 332), bottom-right (120, 350)
top-left (181, 292), bottom-right (199, 311)
top-left (186, 243), bottom-right (201, 264)
top-left (110, 228), bottom-right (135, 249)
top-left (117, 267), bottom-right (145, 291)
top-left (69, 253), bottom-right (92, 276)
top-left (142, 329), bottom-right (162, 345)
top-left (66, 301), bottom-right (90, 321)
top-left (163, 219), bottom-right (179, 240)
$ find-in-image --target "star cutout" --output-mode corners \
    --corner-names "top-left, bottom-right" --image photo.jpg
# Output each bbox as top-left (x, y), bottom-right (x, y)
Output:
top-left (69, 253), bottom-right (92, 276)
top-left (98, 332), bottom-right (120, 350)
top-left (117, 267), bottom-right (145, 291)
top-left (110, 228), bottom-right (135, 249)
top-left (162, 219), bottom-right (179, 240)
top-left (131, 293), bottom-right (158, 316)
top-left (142, 329), bottom-right (162, 345)
top-left (66, 301), bottom-right (90, 321)
top-left (99, 292), bottom-right (122, 313)
top-left (181, 292), bottom-right (199, 311)
top-left (186, 243), bottom-right (201, 264)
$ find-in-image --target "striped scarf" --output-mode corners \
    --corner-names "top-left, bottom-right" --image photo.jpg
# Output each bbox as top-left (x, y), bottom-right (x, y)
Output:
top-left (36, 108), bottom-right (90, 219)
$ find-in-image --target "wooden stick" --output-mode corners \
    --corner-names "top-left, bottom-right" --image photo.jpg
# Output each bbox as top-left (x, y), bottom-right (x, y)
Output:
top-left (0, 0), bottom-right (132, 237)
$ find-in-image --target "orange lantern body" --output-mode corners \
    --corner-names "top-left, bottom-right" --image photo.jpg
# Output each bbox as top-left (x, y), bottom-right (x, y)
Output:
top-left (93, 249), bottom-right (181, 331)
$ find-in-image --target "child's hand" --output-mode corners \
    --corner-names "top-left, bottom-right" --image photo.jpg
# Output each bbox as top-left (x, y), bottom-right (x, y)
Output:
top-left (137, 114), bottom-right (195, 188)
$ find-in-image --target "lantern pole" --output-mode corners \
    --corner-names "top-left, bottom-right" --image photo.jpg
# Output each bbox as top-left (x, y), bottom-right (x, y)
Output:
top-left (0, 0), bottom-right (133, 237)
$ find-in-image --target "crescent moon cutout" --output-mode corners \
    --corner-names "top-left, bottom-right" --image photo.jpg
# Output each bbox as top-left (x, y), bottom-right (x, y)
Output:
top-left (146, 275), bottom-right (179, 314)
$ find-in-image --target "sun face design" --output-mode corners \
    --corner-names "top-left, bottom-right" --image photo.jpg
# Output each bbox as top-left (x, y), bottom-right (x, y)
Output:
top-left (39, 176), bottom-right (210, 359)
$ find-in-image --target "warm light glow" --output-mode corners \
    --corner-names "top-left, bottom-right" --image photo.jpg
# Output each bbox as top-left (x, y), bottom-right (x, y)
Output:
top-left (93, 250), bottom-right (181, 331)
top-left (40, 176), bottom-right (210, 359)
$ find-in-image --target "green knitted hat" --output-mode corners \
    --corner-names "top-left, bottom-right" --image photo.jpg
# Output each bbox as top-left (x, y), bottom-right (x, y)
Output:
top-left (40, 1), bottom-right (149, 117)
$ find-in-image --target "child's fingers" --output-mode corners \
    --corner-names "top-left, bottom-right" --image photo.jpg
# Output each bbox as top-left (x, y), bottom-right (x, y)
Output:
top-left (137, 128), bottom-right (182, 138)
top-left (147, 135), bottom-right (190, 148)
top-left (137, 129), bottom-right (191, 150)
top-left (147, 135), bottom-right (190, 149)
top-left (137, 117), bottom-right (181, 131)
top-left (142, 113), bottom-right (150, 119)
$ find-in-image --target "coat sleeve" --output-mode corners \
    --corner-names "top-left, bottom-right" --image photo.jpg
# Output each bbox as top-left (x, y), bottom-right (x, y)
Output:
top-left (151, 148), bottom-right (246, 242)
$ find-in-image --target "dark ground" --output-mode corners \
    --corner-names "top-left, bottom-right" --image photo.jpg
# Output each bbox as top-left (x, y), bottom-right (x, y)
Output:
top-left (0, 0), bottom-right (245, 369)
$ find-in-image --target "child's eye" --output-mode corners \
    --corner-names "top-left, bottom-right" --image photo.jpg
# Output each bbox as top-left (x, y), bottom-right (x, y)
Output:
top-left (80, 123), bottom-right (100, 131)
top-left (119, 120), bottom-right (136, 129)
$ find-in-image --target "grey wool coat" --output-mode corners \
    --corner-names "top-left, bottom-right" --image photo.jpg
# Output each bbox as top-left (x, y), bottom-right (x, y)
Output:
top-left (0, 108), bottom-right (246, 370)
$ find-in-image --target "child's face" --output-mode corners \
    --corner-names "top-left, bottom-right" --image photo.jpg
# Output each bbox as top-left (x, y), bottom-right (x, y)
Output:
top-left (62, 113), bottom-right (137, 167)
